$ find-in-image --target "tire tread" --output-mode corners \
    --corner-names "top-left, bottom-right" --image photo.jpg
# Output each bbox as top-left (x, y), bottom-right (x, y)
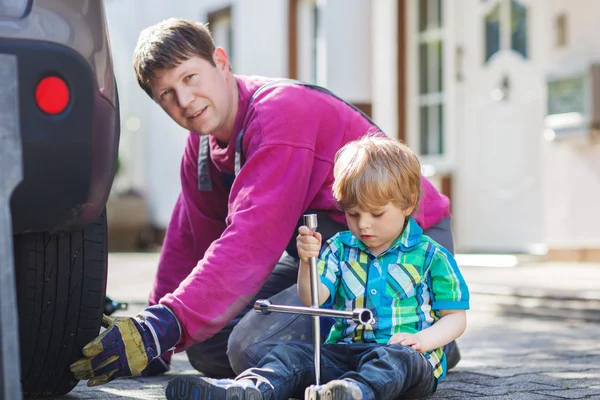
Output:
top-left (15, 210), bottom-right (108, 397)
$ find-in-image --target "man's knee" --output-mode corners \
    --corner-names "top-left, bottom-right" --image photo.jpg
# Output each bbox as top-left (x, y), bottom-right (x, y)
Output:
top-left (227, 285), bottom-right (312, 374)
top-left (186, 342), bottom-right (236, 378)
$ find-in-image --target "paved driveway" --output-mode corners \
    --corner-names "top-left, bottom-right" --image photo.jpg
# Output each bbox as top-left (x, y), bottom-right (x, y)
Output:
top-left (50, 253), bottom-right (600, 399)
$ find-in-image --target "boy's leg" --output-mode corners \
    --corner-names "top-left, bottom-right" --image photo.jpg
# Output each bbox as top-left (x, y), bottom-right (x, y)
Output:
top-left (330, 344), bottom-right (436, 400)
top-left (423, 215), bottom-right (461, 370)
top-left (227, 213), bottom-right (347, 374)
top-left (238, 343), bottom-right (348, 400)
top-left (168, 343), bottom-right (347, 400)
top-left (185, 253), bottom-right (300, 377)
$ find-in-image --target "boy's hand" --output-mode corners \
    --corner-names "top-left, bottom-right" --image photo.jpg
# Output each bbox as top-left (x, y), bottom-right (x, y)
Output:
top-left (388, 332), bottom-right (424, 352)
top-left (296, 225), bottom-right (322, 262)
top-left (70, 305), bottom-right (180, 386)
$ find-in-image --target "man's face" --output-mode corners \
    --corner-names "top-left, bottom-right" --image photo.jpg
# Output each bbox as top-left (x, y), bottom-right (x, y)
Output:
top-left (150, 50), bottom-right (236, 143)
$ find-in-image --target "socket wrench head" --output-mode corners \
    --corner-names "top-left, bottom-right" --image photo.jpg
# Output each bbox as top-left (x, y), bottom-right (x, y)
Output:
top-left (353, 308), bottom-right (375, 325)
top-left (303, 214), bottom-right (318, 231)
top-left (254, 299), bottom-right (272, 315)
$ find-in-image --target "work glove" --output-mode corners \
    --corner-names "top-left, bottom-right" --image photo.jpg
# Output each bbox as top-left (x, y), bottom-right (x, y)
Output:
top-left (140, 351), bottom-right (172, 376)
top-left (70, 304), bottom-right (181, 386)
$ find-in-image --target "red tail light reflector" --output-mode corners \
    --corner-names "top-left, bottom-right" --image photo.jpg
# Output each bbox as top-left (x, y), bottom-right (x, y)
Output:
top-left (35, 76), bottom-right (70, 115)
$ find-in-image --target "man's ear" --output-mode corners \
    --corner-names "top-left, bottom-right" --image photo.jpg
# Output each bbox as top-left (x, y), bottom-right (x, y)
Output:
top-left (213, 47), bottom-right (230, 71)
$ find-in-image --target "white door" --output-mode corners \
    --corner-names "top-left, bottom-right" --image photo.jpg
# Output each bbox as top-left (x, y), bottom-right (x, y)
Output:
top-left (456, 0), bottom-right (544, 253)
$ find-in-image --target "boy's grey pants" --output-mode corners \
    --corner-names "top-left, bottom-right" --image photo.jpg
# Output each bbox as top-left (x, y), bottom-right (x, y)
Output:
top-left (186, 216), bottom-right (455, 377)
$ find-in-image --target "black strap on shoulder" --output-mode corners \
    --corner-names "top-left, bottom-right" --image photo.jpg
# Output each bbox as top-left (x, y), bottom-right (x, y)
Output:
top-left (198, 79), bottom-right (381, 191)
top-left (197, 135), bottom-right (212, 191)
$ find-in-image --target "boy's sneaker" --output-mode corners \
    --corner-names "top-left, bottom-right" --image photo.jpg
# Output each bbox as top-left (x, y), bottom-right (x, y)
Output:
top-left (305, 379), bottom-right (364, 400)
top-left (165, 376), bottom-right (263, 400)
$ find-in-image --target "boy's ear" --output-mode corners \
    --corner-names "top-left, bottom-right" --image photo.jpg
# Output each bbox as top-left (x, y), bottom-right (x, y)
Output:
top-left (403, 196), bottom-right (418, 216)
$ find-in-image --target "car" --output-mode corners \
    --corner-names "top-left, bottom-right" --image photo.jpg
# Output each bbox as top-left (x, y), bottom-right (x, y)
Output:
top-left (0, 0), bottom-right (120, 397)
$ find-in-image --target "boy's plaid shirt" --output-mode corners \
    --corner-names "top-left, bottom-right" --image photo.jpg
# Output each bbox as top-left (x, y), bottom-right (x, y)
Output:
top-left (318, 216), bottom-right (470, 380)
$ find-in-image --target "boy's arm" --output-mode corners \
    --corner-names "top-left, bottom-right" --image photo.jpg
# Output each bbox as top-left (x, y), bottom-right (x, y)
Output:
top-left (296, 225), bottom-right (331, 306)
top-left (418, 245), bottom-right (470, 351)
top-left (390, 245), bottom-right (469, 352)
top-left (410, 309), bottom-right (466, 352)
top-left (388, 310), bottom-right (466, 352)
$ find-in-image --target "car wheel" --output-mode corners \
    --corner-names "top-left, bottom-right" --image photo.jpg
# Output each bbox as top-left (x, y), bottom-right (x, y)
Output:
top-left (14, 209), bottom-right (108, 397)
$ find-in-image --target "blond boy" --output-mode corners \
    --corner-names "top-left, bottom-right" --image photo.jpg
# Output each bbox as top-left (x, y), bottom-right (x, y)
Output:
top-left (165, 137), bottom-right (470, 400)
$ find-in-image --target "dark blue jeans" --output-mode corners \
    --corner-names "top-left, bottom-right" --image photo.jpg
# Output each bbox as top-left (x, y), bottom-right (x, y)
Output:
top-left (237, 343), bottom-right (436, 400)
top-left (186, 216), bottom-right (455, 378)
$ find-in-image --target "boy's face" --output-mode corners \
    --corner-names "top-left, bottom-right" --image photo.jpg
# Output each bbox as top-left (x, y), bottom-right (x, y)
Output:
top-left (345, 202), bottom-right (412, 256)
top-left (149, 49), bottom-right (236, 143)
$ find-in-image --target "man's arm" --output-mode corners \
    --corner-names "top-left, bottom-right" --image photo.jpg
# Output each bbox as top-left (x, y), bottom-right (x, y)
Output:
top-left (159, 87), bottom-right (368, 351)
top-left (161, 143), bottom-right (326, 350)
top-left (149, 133), bottom-right (228, 304)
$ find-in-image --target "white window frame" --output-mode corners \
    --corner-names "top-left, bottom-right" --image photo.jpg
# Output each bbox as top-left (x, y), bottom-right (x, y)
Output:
top-left (208, 7), bottom-right (233, 66)
top-left (406, 0), bottom-right (457, 176)
top-left (295, 0), bottom-right (326, 85)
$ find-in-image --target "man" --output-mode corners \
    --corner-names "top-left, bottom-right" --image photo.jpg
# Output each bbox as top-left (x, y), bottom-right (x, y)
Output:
top-left (70, 18), bottom-right (458, 386)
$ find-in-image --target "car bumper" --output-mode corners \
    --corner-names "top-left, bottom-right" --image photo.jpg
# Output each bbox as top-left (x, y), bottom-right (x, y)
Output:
top-left (1, 39), bottom-right (119, 234)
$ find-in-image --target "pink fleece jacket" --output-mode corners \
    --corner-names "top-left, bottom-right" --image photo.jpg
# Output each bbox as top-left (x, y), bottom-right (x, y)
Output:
top-left (154, 76), bottom-right (450, 350)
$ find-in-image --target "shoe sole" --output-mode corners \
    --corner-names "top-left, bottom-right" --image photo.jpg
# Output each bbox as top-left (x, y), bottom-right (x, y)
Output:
top-left (305, 384), bottom-right (363, 400)
top-left (166, 376), bottom-right (264, 400)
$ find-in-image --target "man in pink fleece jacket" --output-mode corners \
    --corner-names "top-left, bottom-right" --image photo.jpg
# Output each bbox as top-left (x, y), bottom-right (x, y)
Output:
top-left (70, 18), bottom-right (458, 387)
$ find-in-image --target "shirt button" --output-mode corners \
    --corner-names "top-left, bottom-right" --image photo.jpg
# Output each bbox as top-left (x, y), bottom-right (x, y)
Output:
top-left (370, 289), bottom-right (377, 295)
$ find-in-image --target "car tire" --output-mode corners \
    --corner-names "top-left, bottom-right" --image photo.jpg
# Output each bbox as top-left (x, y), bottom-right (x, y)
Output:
top-left (14, 210), bottom-right (108, 397)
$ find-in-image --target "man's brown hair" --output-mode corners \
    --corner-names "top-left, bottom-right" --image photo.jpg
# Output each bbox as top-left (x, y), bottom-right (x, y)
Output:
top-left (133, 18), bottom-right (216, 98)
top-left (332, 136), bottom-right (421, 215)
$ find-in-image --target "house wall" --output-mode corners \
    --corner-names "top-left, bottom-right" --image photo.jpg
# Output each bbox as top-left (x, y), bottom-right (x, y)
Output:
top-left (321, 0), bottom-right (372, 104)
top-left (106, 0), bottom-right (600, 254)
top-left (540, 0), bottom-right (600, 256)
top-left (105, 0), bottom-right (287, 228)
top-left (106, 0), bottom-right (374, 229)
top-left (387, 0), bottom-right (600, 254)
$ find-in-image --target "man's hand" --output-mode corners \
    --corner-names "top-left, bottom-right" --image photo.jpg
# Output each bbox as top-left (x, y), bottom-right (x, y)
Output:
top-left (70, 305), bottom-right (180, 386)
top-left (388, 332), bottom-right (424, 352)
top-left (296, 225), bottom-right (322, 262)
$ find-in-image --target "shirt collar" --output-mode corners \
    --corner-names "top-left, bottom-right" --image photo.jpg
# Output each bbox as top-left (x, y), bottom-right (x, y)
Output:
top-left (339, 216), bottom-right (423, 253)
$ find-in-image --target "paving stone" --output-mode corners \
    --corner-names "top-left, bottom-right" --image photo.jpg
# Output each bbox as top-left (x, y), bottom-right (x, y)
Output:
top-left (54, 253), bottom-right (600, 400)
top-left (533, 388), bottom-right (600, 399)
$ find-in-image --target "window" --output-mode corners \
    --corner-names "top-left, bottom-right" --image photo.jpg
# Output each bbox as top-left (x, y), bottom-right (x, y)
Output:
top-left (416, 0), bottom-right (445, 156)
top-left (556, 13), bottom-right (567, 48)
top-left (485, 4), bottom-right (501, 62)
top-left (208, 7), bottom-right (233, 65)
top-left (483, 0), bottom-right (528, 63)
top-left (511, 0), bottom-right (527, 58)
top-left (291, 0), bottom-right (321, 84)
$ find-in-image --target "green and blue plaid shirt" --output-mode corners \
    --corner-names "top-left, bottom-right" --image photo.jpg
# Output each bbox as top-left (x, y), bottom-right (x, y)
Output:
top-left (318, 216), bottom-right (470, 380)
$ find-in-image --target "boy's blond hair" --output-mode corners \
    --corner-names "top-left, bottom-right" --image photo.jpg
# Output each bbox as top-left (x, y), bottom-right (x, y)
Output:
top-left (133, 18), bottom-right (216, 99)
top-left (332, 136), bottom-right (421, 215)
